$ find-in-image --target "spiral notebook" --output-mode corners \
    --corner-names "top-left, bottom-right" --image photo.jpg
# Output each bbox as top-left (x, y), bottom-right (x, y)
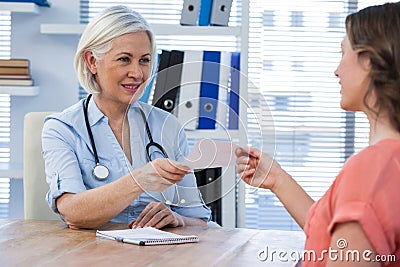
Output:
top-left (96, 227), bottom-right (199, 246)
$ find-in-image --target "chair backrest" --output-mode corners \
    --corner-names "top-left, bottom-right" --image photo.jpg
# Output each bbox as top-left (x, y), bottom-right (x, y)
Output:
top-left (23, 111), bottom-right (59, 220)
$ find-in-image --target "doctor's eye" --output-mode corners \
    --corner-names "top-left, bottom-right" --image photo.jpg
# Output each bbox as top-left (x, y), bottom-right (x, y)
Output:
top-left (118, 57), bottom-right (131, 63)
top-left (140, 57), bottom-right (151, 64)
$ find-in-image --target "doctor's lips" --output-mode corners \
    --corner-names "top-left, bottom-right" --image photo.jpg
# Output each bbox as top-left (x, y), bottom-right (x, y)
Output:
top-left (122, 83), bottom-right (141, 93)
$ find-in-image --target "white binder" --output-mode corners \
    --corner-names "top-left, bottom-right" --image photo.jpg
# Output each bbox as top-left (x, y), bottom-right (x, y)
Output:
top-left (180, 0), bottom-right (201, 26)
top-left (210, 0), bottom-right (233, 26)
top-left (177, 50), bottom-right (204, 130)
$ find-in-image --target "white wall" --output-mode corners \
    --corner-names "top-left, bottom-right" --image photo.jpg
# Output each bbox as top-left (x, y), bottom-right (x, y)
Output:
top-left (9, 1), bottom-right (80, 218)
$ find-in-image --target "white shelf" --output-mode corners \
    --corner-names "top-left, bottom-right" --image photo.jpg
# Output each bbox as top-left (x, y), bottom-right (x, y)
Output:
top-left (0, 86), bottom-right (39, 96)
top-left (0, 2), bottom-right (39, 13)
top-left (40, 23), bottom-right (241, 36)
top-left (0, 163), bottom-right (23, 179)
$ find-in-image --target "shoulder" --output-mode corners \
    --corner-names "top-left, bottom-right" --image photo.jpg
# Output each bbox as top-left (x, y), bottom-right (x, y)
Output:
top-left (344, 139), bottom-right (400, 175)
top-left (333, 139), bottom-right (400, 199)
top-left (42, 100), bottom-right (86, 139)
top-left (44, 100), bottom-right (85, 127)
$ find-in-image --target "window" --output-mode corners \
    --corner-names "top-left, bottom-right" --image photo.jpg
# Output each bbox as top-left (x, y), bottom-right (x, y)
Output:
top-left (0, 11), bottom-right (12, 218)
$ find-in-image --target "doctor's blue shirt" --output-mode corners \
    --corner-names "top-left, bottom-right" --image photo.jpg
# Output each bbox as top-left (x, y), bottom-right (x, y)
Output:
top-left (42, 98), bottom-right (211, 223)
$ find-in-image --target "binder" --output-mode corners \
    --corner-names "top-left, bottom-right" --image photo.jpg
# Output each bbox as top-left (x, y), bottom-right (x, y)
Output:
top-left (180, 0), bottom-right (201, 26)
top-left (198, 51), bottom-right (221, 129)
top-left (156, 50), bottom-right (184, 113)
top-left (152, 50), bottom-right (171, 108)
top-left (1, 0), bottom-right (51, 7)
top-left (194, 167), bottom-right (222, 225)
top-left (139, 53), bottom-right (159, 103)
top-left (228, 52), bottom-right (240, 129)
top-left (177, 50), bottom-right (203, 130)
top-left (210, 0), bottom-right (233, 26)
top-left (215, 51), bottom-right (231, 130)
top-left (198, 0), bottom-right (213, 26)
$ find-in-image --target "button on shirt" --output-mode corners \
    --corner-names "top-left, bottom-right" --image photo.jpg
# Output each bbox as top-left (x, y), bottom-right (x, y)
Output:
top-left (42, 98), bottom-right (211, 223)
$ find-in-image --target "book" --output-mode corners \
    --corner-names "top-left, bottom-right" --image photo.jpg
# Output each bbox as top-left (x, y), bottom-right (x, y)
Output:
top-left (0, 59), bottom-right (30, 68)
top-left (96, 227), bottom-right (199, 246)
top-left (0, 74), bottom-right (31, 79)
top-left (0, 79), bottom-right (33, 86)
top-left (0, 67), bottom-right (29, 75)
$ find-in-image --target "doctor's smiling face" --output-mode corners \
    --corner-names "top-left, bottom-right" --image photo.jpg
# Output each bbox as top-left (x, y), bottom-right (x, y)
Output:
top-left (85, 31), bottom-right (152, 106)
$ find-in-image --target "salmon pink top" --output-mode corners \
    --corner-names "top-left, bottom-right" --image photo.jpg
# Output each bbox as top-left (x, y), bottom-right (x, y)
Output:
top-left (303, 139), bottom-right (400, 266)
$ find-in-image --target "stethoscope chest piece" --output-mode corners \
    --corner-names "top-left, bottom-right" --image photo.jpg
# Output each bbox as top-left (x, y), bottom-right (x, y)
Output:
top-left (93, 163), bottom-right (109, 180)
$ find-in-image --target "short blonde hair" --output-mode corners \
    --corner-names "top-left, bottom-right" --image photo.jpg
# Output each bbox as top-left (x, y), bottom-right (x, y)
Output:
top-left (74, 5), bottom-right (157, 94)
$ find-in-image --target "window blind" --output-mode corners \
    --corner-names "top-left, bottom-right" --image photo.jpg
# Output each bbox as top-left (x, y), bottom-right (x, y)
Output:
top-left (245, 0), bottom-right (392, 230)
top-left (0, 11), bottom-right (11, 219)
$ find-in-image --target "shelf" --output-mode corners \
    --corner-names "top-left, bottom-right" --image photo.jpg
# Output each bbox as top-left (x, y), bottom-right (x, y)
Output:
top-left (185, 129), bottom-right (239, 140)
top-left (40, 23), bottom-right (241, 36)
top-left (0, 86), bottom-right (39, 96)
top-left (0, 163), bottom-right (23, 179)
top-left (0, 2), bottom-right (39, 13)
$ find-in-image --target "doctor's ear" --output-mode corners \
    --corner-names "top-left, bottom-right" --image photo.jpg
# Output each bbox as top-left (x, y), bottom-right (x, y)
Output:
top-left (83, 50), bottom-right (97, 74)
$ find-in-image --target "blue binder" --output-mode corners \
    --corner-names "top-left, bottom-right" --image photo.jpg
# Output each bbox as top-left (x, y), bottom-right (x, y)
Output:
top-left (1, 0), bottom-right (51, 7)
top-left (228, 52), bottom-right (240, 129)
top-left (139, 53), bottom-right (160, 103)
top-left (198, 51), bottom-right (221, 129)
top-left (198, 0), bottom-right (213, 26)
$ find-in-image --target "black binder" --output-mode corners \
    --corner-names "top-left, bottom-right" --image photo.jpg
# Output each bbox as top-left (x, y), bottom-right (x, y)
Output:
top-left (194, 167), bottom-right (222, 225)
top-left (152, 50), bottom-right (171, 109)
top-left (153, 50), bottom-right (184, 113)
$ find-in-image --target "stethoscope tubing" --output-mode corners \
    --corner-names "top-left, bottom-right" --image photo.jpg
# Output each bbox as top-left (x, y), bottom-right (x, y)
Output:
top-left (83, 95), bottom-right (185, 206)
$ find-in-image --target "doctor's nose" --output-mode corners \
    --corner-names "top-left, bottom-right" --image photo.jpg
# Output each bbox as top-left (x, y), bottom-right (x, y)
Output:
top-left (128, 63), bottom-right (144, 80)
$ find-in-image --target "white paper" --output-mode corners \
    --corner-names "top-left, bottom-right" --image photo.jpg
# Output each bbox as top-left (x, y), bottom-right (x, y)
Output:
top-left (182, 139), bottom-right (239, 169)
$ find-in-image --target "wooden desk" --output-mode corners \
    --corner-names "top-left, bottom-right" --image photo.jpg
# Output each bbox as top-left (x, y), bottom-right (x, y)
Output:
top-left (0, 219), bottom-right (305, 267)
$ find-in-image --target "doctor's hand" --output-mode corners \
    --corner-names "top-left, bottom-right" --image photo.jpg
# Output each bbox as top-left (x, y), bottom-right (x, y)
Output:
top-left (235, 147), bottom-right (288, 191)
top-left (128, 202), bottom-right (184, 229)
top-left (131, 158), bottom-right (191, 193)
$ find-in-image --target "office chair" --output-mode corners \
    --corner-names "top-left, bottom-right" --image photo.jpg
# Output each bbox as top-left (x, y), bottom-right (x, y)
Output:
top-left (23, 111), bottom-right (59, 220)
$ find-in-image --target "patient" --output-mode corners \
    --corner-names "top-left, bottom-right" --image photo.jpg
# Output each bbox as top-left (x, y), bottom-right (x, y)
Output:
top-left (236, 2), bottom-right (400, 266)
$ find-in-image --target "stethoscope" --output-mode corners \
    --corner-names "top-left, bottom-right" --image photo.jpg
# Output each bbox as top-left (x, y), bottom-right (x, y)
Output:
top-left (83, 94), bottom-right (186, 206)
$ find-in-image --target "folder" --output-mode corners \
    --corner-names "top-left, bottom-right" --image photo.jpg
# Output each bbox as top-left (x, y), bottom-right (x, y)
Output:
top-left (177, 50), bottom-right (203, 130)
top-left (140, 53), bottom-right (159, 103)
top-left (198, 0), bottom-right (213, 26)
top-left (215, 51), bottom-right (231, 130)
top-left (1, 0), bottom-right (51, 7)
top-left (210, 0), bottom-right (233, 26)
top-left (158, 50), bottom-right (184, 113)
top-left (228, 52), bottom-right (240, 129)
top-left (180, 0), bottom-right (201, 26)
top-left (198, 51), bottom-right (221, 129)
top-left (194, 167), bottom-right (222, 225)
top-left (152, 50), bottom-right (171, 108)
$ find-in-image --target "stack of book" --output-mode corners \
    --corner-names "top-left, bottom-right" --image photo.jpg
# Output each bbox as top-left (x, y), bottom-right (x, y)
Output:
top-left (0, 59), bottom-right (33, 86)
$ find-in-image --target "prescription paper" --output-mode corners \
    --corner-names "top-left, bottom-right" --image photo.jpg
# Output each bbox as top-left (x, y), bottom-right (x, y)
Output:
top-left (182, 139), bottom-right (240, 169)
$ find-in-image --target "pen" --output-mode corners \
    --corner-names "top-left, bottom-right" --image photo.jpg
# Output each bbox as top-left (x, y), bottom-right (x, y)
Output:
top-left (115, 237), bottom-right (145, 246)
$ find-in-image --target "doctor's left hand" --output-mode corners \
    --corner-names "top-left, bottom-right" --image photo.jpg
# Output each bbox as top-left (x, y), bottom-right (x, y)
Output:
top-left (128, 202), bottom-right (184, 229)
